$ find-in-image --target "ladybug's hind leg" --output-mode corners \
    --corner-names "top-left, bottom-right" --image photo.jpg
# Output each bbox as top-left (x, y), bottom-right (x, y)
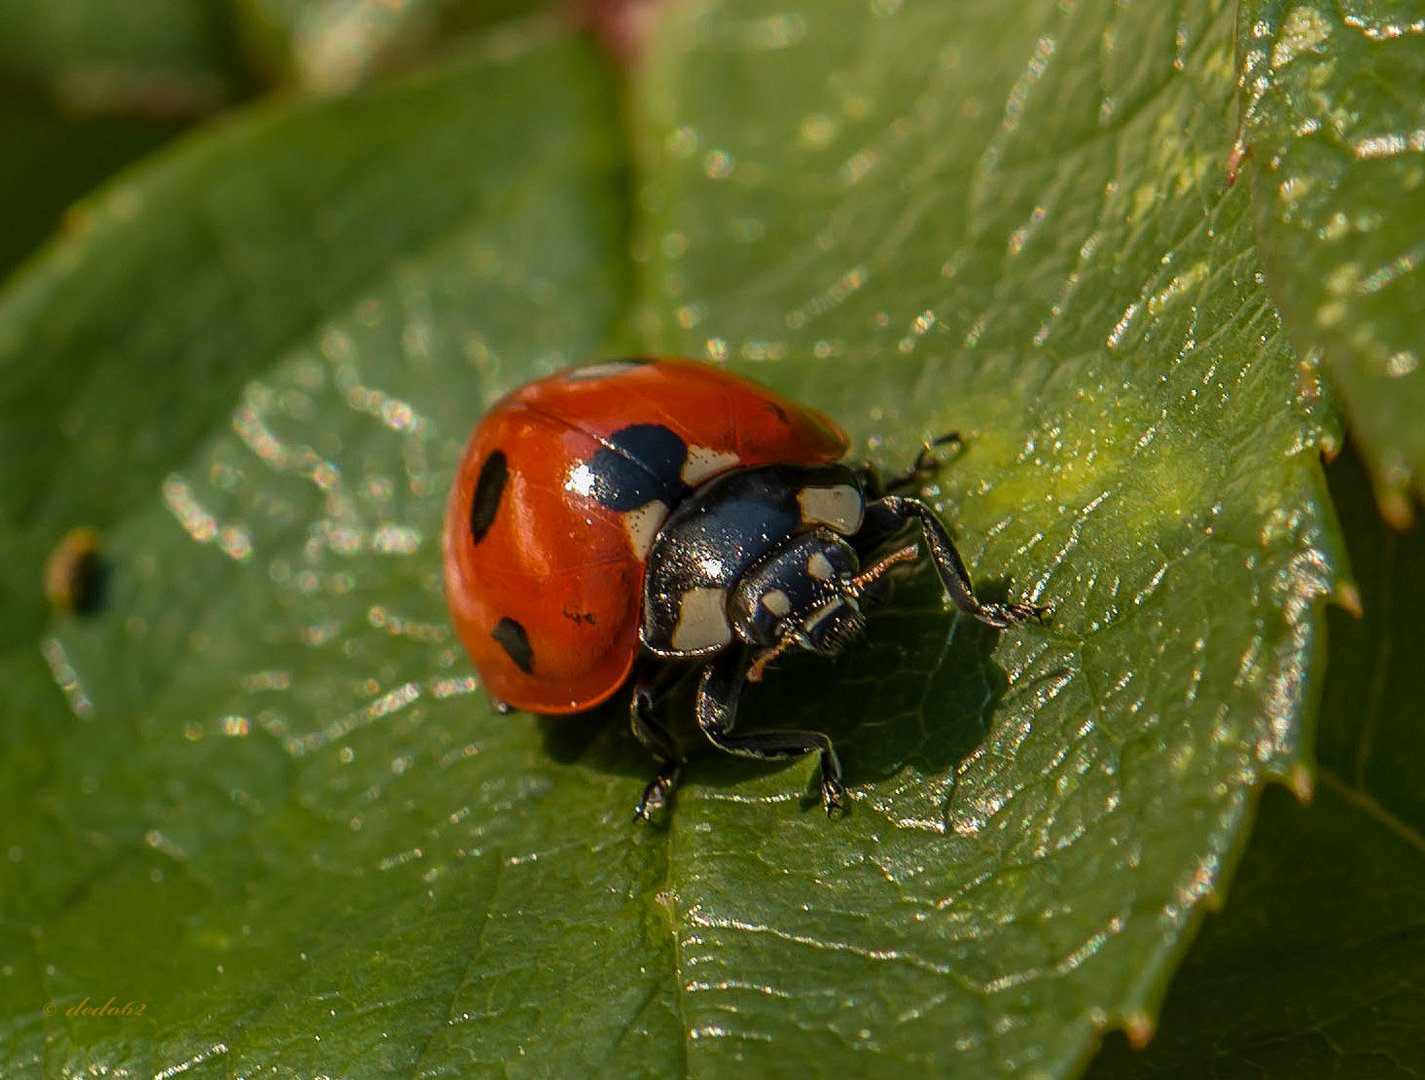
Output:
top-left (695, 651), bottom-right (845, 814)
top-left (630, 665), bottom-right (685, 821)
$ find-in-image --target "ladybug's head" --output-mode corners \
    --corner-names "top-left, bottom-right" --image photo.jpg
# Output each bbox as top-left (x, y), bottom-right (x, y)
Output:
top-left (730, 530), bottom-right (919, 680)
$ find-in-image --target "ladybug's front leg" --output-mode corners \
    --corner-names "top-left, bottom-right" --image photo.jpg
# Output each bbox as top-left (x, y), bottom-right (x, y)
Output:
top-left (630, 669), bottom-right (684, 821)
top-left (851, 434), bottom-right (963, 557)
top-left (875, 432), bottom-right (962, 496)
top-left (695, 651), bottom-right (845, 814)
top-left (868, 494), bottom-right (1049, 628)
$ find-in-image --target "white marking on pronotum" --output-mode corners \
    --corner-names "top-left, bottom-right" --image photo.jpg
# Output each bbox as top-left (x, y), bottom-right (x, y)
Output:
top-left (806, 551), bottom-right (835, 581)
top-left (671, 586), bottom-right (733, 652)
top-left (797, 484), bottom-right (863, 534)
top-left (623, 500), bottom-right (669, 559)
top-left (565, 359), bottom-right (645, 381)
top-left (682, 444), bottom-right (741, 486)
top-left (762, 588), bottom-right (792, 616)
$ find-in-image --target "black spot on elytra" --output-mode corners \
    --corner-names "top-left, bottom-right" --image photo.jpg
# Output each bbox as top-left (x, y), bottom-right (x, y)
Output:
top-left (469, 451), bottom-right (508, 545)
top-left (492, 616), bottom-right (534, 674)
top-left (585, 423), bottom-right (687, 511)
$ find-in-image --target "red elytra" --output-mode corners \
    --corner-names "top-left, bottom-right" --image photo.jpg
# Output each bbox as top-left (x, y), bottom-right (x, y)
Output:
top-left (442, 358), bottom-right (849, 714)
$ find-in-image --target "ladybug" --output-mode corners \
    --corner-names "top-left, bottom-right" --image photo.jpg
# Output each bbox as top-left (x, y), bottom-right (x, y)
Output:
top-left (442, 358), bottom-right (1047, 818)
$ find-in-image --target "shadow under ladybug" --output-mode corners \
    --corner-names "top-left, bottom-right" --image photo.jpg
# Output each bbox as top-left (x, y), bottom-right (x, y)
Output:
top-left (580, 574), bottom-right (1021, 818)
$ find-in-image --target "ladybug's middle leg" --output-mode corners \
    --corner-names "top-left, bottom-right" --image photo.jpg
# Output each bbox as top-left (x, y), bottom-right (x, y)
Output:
top-left (630, 665), bottom-right (685, 821)
top-left (695, 651), bottom-right (845, 814)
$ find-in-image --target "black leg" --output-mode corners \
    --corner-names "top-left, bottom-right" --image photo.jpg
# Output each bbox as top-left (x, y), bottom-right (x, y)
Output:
top-left (630, 667), bottom-right (684, 821)
top-left (695, 652), bottom-right (845, 814)
top-left (854, 433), bottom-right (965, 556)
top-left (871, 494), bottom-right (1049, 628)
top-left (880, 432), bottom-right (962, 495)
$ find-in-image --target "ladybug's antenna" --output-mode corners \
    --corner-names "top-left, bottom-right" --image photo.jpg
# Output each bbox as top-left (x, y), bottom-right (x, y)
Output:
top-left (848, 543), bottom-right (920, 598)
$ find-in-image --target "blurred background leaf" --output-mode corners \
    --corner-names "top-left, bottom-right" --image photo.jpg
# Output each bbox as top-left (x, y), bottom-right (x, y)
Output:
top-left (0, 0), bottom-right (246, 117)
top-left (0, 103), bottom-right (182, 278)
top-left (0, 0), bottom-right (564, 283)
top-left (0, 0), bottom-right (247, 281)
top-left (234, 0), bottom-right (561, 92)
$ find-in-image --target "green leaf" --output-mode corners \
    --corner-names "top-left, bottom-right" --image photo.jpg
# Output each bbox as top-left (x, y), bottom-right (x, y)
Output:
top-left (1239, 0), bottom-right (1425, 526)
top-left (1087, 446), bottom-right (1425, 1076)
top-left (0, 0), bottom-right (245, 117)
top-left (625, 2), bottom-right (1340, 1072)
top-left (1, 3), bottom-right (1343, 1078)
top-left (1, 27), bottom-right (643, 1074)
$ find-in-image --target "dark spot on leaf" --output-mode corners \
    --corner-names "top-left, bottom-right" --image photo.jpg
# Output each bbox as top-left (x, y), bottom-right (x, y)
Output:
top-left (44, 527), bottom-right (111, 617)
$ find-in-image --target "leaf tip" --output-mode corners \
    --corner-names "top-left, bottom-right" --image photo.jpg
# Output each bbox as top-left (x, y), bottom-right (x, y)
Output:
top-left (1124, 1011), bottom-right (1155, 1050)
top-left (1317, 429), bottom-right (1340, 463)
top-left (1333, 580), bottom-right (1363, 619)
top-left (1378, 488), bottom-right (1416, 532)
top-left (1366, 447), bottom-right (1419, 531)
top-left (1288, 764), bottom-right (1314, 805)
